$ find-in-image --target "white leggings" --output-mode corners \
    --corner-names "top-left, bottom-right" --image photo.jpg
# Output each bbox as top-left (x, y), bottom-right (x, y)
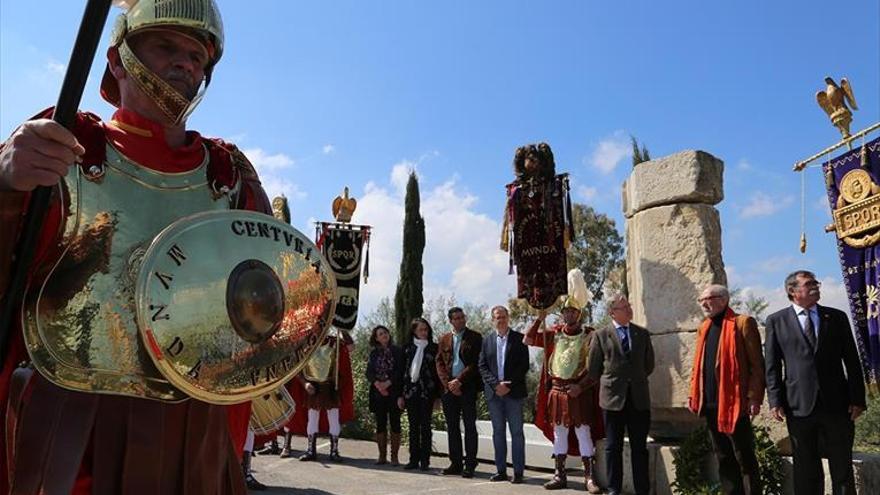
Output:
top-left (553, 424), bottom-right (594, 457)
top-left (245, 429), bottom-right (255, 452)
top-left (307, 408), bottom-right (340, 436)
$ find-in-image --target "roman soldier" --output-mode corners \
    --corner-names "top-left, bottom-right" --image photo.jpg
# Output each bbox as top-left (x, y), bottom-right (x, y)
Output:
top-left (283, 329), bottom-right (355, 461)
top-left (525, 269), bottom-right (604, 492)
top-left (0, 1), bottom-right (319, 492)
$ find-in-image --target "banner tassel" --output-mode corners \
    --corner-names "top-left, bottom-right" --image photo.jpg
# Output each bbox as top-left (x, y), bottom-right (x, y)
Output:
top-left (363, 227), bottom-right (370, 284)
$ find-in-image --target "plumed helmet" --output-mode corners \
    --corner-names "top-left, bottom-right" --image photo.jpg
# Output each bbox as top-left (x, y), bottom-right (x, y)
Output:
top-left (560, 268), bottom-right (593, 312)
top-left (101, 0), bottom-right (224, 109)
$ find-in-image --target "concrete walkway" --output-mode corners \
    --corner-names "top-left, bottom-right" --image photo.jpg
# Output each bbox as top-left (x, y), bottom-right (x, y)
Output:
top-left (248, 438), bottom-right (580, 495)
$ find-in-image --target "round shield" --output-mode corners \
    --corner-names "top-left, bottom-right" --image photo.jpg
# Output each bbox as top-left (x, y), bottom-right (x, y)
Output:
top-left (135, 210), bottom-right (337, 404)
top-left (250, 385), bottom-right (296, 436)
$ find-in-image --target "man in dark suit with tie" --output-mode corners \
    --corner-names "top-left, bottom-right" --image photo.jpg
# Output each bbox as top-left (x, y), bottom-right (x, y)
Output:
top-left (588, 292), bottom-right (654, 495)
top-left (478, 305), bottom-right (530, 484)
top-left (765, 270), bottom-right (866, 495)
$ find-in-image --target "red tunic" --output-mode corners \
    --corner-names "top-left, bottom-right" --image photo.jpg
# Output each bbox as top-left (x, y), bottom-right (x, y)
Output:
top-left (286, 336), bottom-right (356, 435)
top-left (527, 320), bottom-right (605, 456)
top-left (0, 108), bottom-right (270, 494)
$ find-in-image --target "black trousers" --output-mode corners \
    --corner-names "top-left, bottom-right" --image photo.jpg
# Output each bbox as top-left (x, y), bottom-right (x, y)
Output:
top-left (604, 396), bottom-right (650, 495)
top-left (787, 407), bottom-right (856, 495)
top-left (373, 398), bottom-right (402, 434)
top-left (406, 399), bottom-right (434, 467)
top-left (704, 409), bottom-right (761, 495)
top-left (441, 388), bottom-right (478, 469)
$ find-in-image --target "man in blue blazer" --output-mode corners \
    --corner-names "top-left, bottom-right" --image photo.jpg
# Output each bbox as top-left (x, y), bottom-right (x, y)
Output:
top-left (765, 270), bottom-right (866, 495)
top-left (478, 305), bottom-right (530, 484)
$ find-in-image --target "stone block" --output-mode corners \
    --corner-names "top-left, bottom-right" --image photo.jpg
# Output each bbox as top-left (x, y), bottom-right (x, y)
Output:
top-left (647, 331), bottom-right (703, 438)
top-left (622, 150), bottom-right (724, 218)
top-left (626, 203), bottom-right (727, 334)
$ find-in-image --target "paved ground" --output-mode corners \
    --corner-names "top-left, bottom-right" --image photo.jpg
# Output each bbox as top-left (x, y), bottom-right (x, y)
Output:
top-left (249, 438), bottom-right (590, 494)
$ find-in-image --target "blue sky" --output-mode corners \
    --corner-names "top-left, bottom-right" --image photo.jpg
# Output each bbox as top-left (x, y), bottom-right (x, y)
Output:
top-left (2, 0), bottom-right (878, 318)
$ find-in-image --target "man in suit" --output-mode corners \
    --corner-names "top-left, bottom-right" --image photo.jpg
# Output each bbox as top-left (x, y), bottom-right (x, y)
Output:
top-left (478, 305), bottom-right (530, 484)
top-left (588, 292), bottom-right (655, 495)
top-left (688, 284), bottom-right (765, 495)
top-left (436, 307), bottom-right (484, 478)
top-left (765, 270), bottom-right (866, 495)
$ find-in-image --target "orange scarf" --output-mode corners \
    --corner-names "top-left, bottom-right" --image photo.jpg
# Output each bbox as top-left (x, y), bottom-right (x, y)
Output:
top-left (689, 308), bottom-right (741, 434)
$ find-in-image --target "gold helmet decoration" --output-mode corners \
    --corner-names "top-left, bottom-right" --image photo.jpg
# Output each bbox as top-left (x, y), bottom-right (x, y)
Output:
top-left (101, 0), bottom-right (224, 125)
top-left (560, 268), bottom-right (592, 313)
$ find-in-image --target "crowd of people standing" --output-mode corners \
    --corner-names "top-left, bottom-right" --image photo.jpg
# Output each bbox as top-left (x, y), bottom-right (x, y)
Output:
top-left (251, 269), bottom-right (867, 495)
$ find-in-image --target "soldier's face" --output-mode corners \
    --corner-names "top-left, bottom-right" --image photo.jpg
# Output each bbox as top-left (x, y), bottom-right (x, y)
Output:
top-left (562, 307), bottom-right (580, 325)
top-left (127, 29), bottom-right (208, 100)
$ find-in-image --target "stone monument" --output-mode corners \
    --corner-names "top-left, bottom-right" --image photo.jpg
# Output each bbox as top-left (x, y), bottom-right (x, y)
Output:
top-left (622, 149), bottom-right (726, 438)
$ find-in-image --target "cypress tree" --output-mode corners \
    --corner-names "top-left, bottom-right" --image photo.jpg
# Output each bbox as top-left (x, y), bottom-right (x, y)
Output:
top-left (393, 172), bottom-right (425, 345)
top-left (631, 135), bottom-right (651, 167)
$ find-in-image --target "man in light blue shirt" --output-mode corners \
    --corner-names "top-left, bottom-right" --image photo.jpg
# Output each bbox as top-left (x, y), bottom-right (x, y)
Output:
top-left (478, 305), bottom-right (529, 484)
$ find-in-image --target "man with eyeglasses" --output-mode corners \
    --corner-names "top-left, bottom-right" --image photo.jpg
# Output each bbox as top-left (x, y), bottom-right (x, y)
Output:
top-left (765, 270), bottom-right (866, 495)
top-left (687, 284), bottom-right (764, 494)
top-left (587, 292), bottom-right (654, 495)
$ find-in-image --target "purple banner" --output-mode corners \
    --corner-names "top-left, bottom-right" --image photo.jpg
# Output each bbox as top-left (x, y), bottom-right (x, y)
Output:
top-left (824, 135), bottom-right (880, 386)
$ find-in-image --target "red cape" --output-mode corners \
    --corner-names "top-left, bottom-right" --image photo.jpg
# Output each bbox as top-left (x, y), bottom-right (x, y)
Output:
top-left (285, 339), bottom-right (355, 435)
top-left (534, 328), bottom-right (605, 456)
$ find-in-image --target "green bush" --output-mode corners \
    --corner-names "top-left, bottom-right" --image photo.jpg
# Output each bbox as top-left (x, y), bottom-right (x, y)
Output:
top-left (671, 423), bottom-right (783, 495)
top-left (855, 392), bottom-right (880, 453)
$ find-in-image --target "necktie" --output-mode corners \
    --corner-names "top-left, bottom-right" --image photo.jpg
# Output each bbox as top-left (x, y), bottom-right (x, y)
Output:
top-left (801, 309), bottom-right (817, 351)
top-left (620, 327), bottom-right (631, 354)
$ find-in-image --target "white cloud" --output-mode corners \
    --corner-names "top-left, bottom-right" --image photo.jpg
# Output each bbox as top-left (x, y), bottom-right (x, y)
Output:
top-left (739, 192), bottom-right (794, 218)
top-left (755, 255), bottom-right (809, 274)
top-left (578, 185), bottom-right (598, 202)
top-left (242, 147), bottom-right (303, 202)
top-left (45, 59), bottom-right (65, 76)
top-left (815, 193), bottom-right (831, 214)
top-left (353, 165), bottom-right (515, 316)
top-left (390, 161), bottom-right (416, 195)
top-left (736, 159), bottom-right (752, 171)
top-left (322, 144), bottom-right (335, 155)
top-left (725, 265), bottom-right (742, 287)
top-left (243, 148), bottom-right (295, 171)
top-left (739, 276), bottom-right (851, 321)
top-left (586, 131), bottom-right (630, 174)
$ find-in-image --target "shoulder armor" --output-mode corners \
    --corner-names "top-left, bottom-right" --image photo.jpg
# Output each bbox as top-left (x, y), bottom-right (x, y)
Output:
top-left (204, 138), bottom-right (271, 214)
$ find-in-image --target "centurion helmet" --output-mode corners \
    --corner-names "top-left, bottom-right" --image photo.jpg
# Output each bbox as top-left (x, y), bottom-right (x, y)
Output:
top-left (101, 0), bottom-right (224, 124)
top-left (560, 268), bottom-right (593, 315)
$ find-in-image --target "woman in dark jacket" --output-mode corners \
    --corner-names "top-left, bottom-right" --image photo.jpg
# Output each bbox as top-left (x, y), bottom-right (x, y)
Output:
top-left (398, 317), bottom-right (441, 471)
top-left (365, 325), bottom-right (404, 465)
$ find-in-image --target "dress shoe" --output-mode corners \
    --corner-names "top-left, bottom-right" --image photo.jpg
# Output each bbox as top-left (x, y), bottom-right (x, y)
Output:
top-left (441, 465), bottom-right (463, 475)
top-left (490, 473), bottom-right (509, 482)
top-left (511, 473), bottom-right (525, 484)
top-left (461, 467), bottom-right (475, 478)
top-left (245, 473), bottom-right (268, 491)
top-left (404, 461), bottom-right (420, 470)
